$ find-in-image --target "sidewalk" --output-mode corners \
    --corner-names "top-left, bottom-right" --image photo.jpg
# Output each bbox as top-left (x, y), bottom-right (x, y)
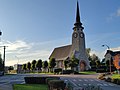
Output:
top-left (0, 84), bottom-right (13, 90)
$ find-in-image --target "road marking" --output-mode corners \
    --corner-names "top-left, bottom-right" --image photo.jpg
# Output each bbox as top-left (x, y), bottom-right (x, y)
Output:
top-left (103, 83), bottom-right (108, 86)
top-left (108, 83), bottom-right (114, 86)
top-left (83, 84), bottom-right (87, 86)
top-left (78, 84), bottom-right (81, 86)
top-left (97, 83), bottom-right (103, 86)
top-left (79, 79), bottom-right (82, 81)
top-left (90, 79), bottom-right (94, 81)
top-left (88, 84), bottom-right (91, 86)
top-left (84, 79), bottom-right (88, 81)
top-left (65, 79), bottom-right (68, 81)
top-left (73, 79), bottom-right (76, 81)
top-left (68, 80), bottom-right (77, 87)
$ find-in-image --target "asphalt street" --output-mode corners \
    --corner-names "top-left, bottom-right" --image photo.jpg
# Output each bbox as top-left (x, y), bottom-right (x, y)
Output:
top-left (0, 74), bottom-right (120, 90)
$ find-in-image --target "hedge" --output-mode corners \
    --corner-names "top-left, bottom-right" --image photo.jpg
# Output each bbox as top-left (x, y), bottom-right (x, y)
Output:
top-left (48, 80), bottom-right (65, 90)
top-left (54, 68), bottom-right (62, 74)
top-left (24, 76), bottom-right (60, 84)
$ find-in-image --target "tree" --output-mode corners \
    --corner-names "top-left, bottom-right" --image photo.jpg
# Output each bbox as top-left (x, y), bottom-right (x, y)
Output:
top-left (90, 54), bottom-right (100, 67)
top-left (36, 59), bottom-right (42, 72)
top-left (86, 48), bottom-right (91, 58)
top-left (0, 54), bottom-right (3, 71)
top-left (49, 58), bottom-right (56, 72)
top-left (95, 60), bottom-right (100, 68)
top-left (31, 60), bottom-right (37, 71)
top-left (64, 60), bottom-right (69, 70)
top-left (22, 64), bottom-right (27, 71)
top-left (69, 55), bottom-right (79, 71)
top-left (8, 66), bottom-right (14, 72)
top-left (27, 62), bottom-right (31, 72)
top-left (43, 61), bottom-right (48, 72)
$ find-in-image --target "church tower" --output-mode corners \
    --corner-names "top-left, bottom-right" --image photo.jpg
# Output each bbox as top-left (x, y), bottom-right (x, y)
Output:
top-left (72, 1), bottom-right (90, 71)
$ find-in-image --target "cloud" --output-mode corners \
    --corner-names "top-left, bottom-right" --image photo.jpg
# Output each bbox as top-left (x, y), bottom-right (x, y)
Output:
top-left (1, 37), bottom-right (70, 66)
top-left (111, 46), bottom-right (120, 51)
top-left (117, 8), bottom-right (120, 16)
top-left (90, 50), bottom-right (105, 60)
top-left (107, 8), bottom-right (120, 22)
top-left (0, 40), bottom-right (32, 52)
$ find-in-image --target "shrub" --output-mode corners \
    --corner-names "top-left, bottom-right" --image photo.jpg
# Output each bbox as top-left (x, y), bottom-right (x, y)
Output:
top-left (46, 77), bottom-right (60, 84)
top-left (24, 76), bottom-right (60, 84)
top-left (73, 71), bottom-right (79, 74)
top-left (61, 70), bottom-right (73, 74)
top-left (54, 68), bottom-right (62, 74)
top-left (117, 79), bottom-right (120, 85)
top-left (96, 68), bottom-right (106, 73)
top-left (48, 80), bottom-right (65, 90)
top-left (105, 77), bottom-right (112, 82)
top-left (111, 78), bottom-right (118, 84)
top-left (111, 78), bottom-right (120, 85)
top-left (97, 73), bottom-right (106, 80)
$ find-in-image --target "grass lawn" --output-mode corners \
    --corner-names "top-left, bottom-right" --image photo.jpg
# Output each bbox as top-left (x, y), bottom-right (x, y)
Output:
top-left (111, 74), bottom-right (120, 79)
top-left (13, 84), bottom-right (48, 90)
top-left (30, 72), bottom-right (54, 75)
top-left (79, 71), bottom-right (96, 75)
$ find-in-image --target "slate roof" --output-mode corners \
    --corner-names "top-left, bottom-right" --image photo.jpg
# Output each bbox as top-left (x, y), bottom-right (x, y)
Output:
top-left (49, 45), bottom-right (72, 60)
top-left (105, 50), bottom-right (120, 56)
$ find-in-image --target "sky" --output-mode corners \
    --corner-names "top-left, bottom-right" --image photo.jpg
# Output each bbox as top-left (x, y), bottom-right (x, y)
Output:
top-left (0, 0), bottom-right (120, 66)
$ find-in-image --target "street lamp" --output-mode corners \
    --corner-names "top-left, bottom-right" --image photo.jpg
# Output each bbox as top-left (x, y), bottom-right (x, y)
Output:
top-left (15, 56), bottom-right (20, 74)
top-left (102, 44), bottom-right (110, 50)
top-left (102, 44), bottom-right (111, 73)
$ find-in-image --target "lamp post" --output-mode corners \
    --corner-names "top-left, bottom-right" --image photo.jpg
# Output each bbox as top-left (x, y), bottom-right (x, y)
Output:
top-left (15, 56), bottom-right (20, 73)
top-left (102, 44), bottom-right (111, 73)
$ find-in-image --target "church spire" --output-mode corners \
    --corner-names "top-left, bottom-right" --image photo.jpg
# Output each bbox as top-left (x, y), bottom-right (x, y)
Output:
top-left (74, 1), bottom-right (83, 29)
top-left (76, 1), bottom-right (80, 24)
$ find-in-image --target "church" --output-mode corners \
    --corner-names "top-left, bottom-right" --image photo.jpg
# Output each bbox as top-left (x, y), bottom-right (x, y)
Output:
top-left (49, 1), bottom-right (90, 71)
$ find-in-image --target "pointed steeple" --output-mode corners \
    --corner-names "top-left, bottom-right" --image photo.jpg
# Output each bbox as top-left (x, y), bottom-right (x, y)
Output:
top-left (76, 1), bottom-right (80, 24)
top-left (74, 1), bottom-right (83, 29)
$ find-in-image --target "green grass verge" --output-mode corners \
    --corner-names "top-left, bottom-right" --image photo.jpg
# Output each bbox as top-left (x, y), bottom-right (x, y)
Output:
top-left (13, 84), bottom-right (48, 90)
top-left (111, 74), bottom-right (120, 79)
top-left (79, 71), bottom-right (96, 75)
top-left (29, 72), bottom-right (54, 75)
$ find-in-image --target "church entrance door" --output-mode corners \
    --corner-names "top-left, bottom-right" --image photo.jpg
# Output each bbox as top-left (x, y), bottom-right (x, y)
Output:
top-left (80, 61), bottom-right (86, 71)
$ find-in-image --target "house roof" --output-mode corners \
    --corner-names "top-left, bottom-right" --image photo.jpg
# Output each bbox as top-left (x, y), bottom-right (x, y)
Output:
top-left (49, 45), bottom-right (72, 60)
top-left (105, 50), bottom-right (120, 56)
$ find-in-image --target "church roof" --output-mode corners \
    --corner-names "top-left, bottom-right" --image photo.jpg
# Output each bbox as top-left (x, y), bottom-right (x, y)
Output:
top-left (49, 45), bottom-right (72, 60)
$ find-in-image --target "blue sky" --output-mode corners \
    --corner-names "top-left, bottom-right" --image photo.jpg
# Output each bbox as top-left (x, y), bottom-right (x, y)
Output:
top-left (0, 0), bottom-right (120, 66)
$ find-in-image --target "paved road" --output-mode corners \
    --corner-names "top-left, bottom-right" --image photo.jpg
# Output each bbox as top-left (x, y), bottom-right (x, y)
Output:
top-left (0, 74), bottom-right (120, 90)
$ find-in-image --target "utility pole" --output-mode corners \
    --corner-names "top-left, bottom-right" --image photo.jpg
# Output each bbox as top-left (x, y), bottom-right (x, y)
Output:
top-left (102, 44), bottom-right (111, 73)
top-left (0, 46), bottom-right (8, 75)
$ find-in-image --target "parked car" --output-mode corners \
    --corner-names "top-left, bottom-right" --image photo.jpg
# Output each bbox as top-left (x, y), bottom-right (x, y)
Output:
top-left (0, 71), bottom-right (4, 76)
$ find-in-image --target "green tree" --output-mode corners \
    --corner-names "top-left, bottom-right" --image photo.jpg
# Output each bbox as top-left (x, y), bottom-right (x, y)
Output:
top-left (90, 54), bottom-right (100, 67)
top-left (31, 60), bottom-right (37, 71)
top-left (49, 58), bottom-right (56, 72)
top-left (64, 60), bottom-right (69, 70)
top-left (0, 54), bottom-right (3, 71)
top-left (95, 60), bottom-right (100, 68)
top-left (22, 64), bottom-right (27, 71)
top-left (86, 48), bottom-right (91, 57)
top-left (43, 61), bottom-right (48, 73)
top-left (27, 62), bottom-right (31, 72)
top-left (69, 56), bottom-right (79, 71)
top-left (36, 59), bottom-right (42, 71)
top-left (8, 66), bottom-right (14, 72)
